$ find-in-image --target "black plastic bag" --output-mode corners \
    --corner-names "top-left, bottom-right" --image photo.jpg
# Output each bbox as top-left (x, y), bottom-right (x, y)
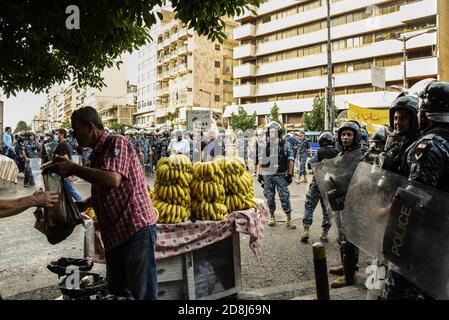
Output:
top-left (34, 173), bottom-right (84, 244)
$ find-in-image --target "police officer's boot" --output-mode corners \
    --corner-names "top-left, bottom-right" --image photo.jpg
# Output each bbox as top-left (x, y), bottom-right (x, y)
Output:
top-left (286, 214), bottom-right (296, 229)
top-left (301, 225), bottom-right (310, 243)
top-left (320, 229), bottom-right (329, 242)
top-left (331, 241), bottom-right (357, 289)
top-left (268, 213), bottom-right (276, 227)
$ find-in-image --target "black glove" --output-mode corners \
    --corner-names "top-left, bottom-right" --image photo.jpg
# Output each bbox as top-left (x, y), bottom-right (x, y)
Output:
top-left (286, 174), bottom-right (293, 185)
top-left (257, 174), bottom-right (264, 185)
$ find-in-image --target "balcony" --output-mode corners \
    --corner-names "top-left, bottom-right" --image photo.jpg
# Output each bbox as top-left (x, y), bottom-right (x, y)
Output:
top-left (233, 23), bottom-right (256, 41)
top-left (234, 63), bottom-right (256, 79)
top-left (233, 83), bottom-right (256, 98)
top-left (177, 63), bottom-right (188, 74)
top-left (233, 43), bottom-right (256, 60)
top-left (400, 0), bottom-right (437, 23)
top-left (178, 28), bottom-right (193, 39)
top-left (170, 49), bottom-right (179, 60)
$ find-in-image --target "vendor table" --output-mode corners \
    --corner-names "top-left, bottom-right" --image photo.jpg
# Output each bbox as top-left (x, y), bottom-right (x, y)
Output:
top-left (84, 199), bottom-right (269, 300)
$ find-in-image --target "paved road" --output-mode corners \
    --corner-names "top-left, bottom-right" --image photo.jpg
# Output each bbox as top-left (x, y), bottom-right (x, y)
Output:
top-left (0, 172), bottom-right (368, 299)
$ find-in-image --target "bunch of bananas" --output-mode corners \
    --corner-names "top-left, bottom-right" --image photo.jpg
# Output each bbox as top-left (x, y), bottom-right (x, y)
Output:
top-left (214, 157), bottom-right (258, 212)
top-left (153, 155), bottom-right (193, 223)
top-left (191, 161), bottom-right (228, 221)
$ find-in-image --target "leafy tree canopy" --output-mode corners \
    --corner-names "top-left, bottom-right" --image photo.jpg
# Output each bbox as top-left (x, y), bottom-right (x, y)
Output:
top-left (0, 0), bottom-right (260, 97)
top-left (229, 106), bottom-right (257, 132)
top-left (14, 121), bottom-right (28, 133)
top-left (60, 120), bottom-right (72, 129)
top-left (303, 96), bottom-right (336, 131)
top-left (269, 103), bottom-right (282, 126)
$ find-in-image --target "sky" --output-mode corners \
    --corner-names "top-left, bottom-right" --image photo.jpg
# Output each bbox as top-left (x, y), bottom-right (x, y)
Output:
top-left (0, 52), bottom-right (139, 130)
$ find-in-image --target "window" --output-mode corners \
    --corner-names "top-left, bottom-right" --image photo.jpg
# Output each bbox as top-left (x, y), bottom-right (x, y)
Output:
top-left (215, 78), bottom-right (221, 85)
top-left (215, 44), bottom-right (221, 51)
top-left (214, 61), bottom-right (221, 68)
top-left (215, 95), bottom-right (221, 102)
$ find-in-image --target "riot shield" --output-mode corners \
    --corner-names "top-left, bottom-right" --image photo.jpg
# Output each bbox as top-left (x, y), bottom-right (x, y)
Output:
top-left (312, 149), bottom-right (362, 213)
top-left (30, 158), bottom-right (43, 188)
top-left (343, 161), bottom-right (449, 299)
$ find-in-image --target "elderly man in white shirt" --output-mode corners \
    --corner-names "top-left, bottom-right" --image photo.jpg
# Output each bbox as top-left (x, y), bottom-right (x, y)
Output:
top-left (168, 129), bottom-right (190, 156)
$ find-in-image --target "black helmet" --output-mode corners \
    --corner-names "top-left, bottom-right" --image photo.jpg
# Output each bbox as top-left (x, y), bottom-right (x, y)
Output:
top-left (318, 130), bottom-right (335, 147)
top-left (337, 121), bottom-right (360, 147)
top-left (389, 95), bottom-right (419, 130)
top-left (371, 127), bottom-right (389, 144)
top-left (419, 81), bottom-right (449, 113)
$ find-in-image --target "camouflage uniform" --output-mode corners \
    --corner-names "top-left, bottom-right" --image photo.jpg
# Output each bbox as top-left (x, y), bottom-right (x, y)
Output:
top-left (297, 137), bottom-right (310, 177)
top-left (260, 140), bottom-right (295, 215)
top-left (302, 146), bottom-right (338, 230)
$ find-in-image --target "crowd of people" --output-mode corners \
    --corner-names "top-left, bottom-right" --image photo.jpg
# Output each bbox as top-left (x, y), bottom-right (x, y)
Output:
top-left (1, 81), bottom-right (448, 300)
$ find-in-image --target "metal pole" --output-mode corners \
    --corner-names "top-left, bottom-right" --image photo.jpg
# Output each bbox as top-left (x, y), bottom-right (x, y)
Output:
top-left (403, 40), bottom-right (407, 89)
top-left (312, 242), bottom-right (330, 300)
top-left (326, 0), bottom-right (333, 131)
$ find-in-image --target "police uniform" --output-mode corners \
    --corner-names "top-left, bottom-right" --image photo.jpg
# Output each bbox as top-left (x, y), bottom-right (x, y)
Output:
top-left (297, 136), bottom-right (310, 179)
top-left (381, 82), bottom-right (449, 300)
top-left (262, 140), bottom-right (294, 213)
top-left (328, 122), bottom-right (364, 289)
top-left (303, 146), bottom-right (338, 232)
top-left (259, 122), bottom-right (296, 228)
top-left (23, 138), bottom-right (39, 186)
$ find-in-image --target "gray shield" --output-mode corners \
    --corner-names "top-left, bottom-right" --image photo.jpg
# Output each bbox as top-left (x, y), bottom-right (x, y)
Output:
top-left (312, 149), bottom-right (363, 213)
top-left (343, 161), bottom-right (449, 299)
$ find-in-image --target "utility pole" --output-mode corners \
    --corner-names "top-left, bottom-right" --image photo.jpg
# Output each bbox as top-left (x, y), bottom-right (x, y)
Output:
top-left (325, 0), bottom-right (334, 131)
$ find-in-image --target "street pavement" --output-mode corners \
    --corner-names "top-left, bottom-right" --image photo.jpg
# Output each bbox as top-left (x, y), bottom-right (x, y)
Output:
top-left (0, 171), bottom-right (369, 300)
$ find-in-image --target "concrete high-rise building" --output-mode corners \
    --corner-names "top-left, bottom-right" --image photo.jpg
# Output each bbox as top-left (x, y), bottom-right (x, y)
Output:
top-left (136, 10), bottom-right (238, 128)
top-left (226, 0), bottom-right (448, 129)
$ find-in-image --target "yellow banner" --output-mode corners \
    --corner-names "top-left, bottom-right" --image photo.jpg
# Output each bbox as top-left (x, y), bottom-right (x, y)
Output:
top-left (347, 103), bottom-right (389, 134)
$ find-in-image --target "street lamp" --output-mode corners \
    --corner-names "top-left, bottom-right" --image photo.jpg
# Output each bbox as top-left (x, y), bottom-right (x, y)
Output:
top-left (199, 89), bottom-right (212, 115)
top-left (376, 27), bottom-right (437, 89)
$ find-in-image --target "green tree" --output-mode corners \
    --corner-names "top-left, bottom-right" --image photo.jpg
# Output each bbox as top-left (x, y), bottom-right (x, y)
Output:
top-left (166, 112), bottom-right (176, 130)
top-left (110, 122), bottom-right (125, 134)
top-left (0, 0), bottom-right (260, 97)
top-left (14, 121), bottom-right (28, 133)
top-left (303, 96), bottom-right (337, 131)
top-left (60, 120), bottom-right (72, 129)
top-left (269, 103), bottom-right (282, 125)
top-left (229, 106), bottom-right (257, 131)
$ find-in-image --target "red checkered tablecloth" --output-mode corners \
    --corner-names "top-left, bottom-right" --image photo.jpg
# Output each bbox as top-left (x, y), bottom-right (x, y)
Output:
top-left (84, 199), bottom-right (269, 263)
top-left (156, 199), bottom-right (269, 260)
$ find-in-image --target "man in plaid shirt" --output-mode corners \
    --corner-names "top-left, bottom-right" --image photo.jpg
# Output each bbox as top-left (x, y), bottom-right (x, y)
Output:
top-left (48, 107), bottom-right (158, 300)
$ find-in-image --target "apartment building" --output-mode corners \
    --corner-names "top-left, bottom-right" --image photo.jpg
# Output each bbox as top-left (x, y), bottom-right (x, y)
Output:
top-left (136, 10), bottom-right (238, 128)
top-left (97, 82), bottom-right (137, 127)
top-left (226, 0), bottom-right (448, 129)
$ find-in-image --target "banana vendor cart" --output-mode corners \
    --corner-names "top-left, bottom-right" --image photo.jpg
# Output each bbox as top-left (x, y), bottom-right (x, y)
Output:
top-left (83, 199), bottom-right (269, 300)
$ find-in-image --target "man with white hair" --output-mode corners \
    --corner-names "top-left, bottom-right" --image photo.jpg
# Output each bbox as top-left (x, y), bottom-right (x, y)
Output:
top-left (168, 129), bottom-right (190, 156)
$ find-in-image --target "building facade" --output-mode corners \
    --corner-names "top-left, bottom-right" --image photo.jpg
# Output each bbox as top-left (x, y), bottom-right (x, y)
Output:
top-left (226, 0), bottom-right (447, 129)
top-left (136, 10), bottom-right (238, 128)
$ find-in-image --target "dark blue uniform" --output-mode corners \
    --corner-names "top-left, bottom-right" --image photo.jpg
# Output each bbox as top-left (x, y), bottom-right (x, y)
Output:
top-left (383, 126), bottom-right (449, 300)
top-left (303, 146), bottom-right (338, 230)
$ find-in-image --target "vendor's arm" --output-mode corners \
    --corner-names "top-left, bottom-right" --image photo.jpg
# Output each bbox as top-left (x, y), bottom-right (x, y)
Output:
top-left (0, 191), bottom-right (58, 218)
top-left (50, 158), bottom-right (122, 188)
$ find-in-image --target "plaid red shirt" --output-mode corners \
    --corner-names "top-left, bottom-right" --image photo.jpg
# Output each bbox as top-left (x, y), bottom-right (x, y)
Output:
top-left (89, 131), bottom-right (157, 250)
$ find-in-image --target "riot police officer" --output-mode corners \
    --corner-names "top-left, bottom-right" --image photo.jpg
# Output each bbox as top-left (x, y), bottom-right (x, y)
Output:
top-left (329, 121), bottom-right (362, 289)
top-left (22, 131), bottom-right (40, 187)
top-left (295, 130), bottom-right (310, 184)
top-left (376, 95), bottom-right (421, 175)
top-left (301, 131), bottom-right (339, 243)
top-left (258, 121), bottom-right (296, 229)
top-left (363, 126), bottom-right (389, 164)
top-left (382, 81), bottom-right (449, 300)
